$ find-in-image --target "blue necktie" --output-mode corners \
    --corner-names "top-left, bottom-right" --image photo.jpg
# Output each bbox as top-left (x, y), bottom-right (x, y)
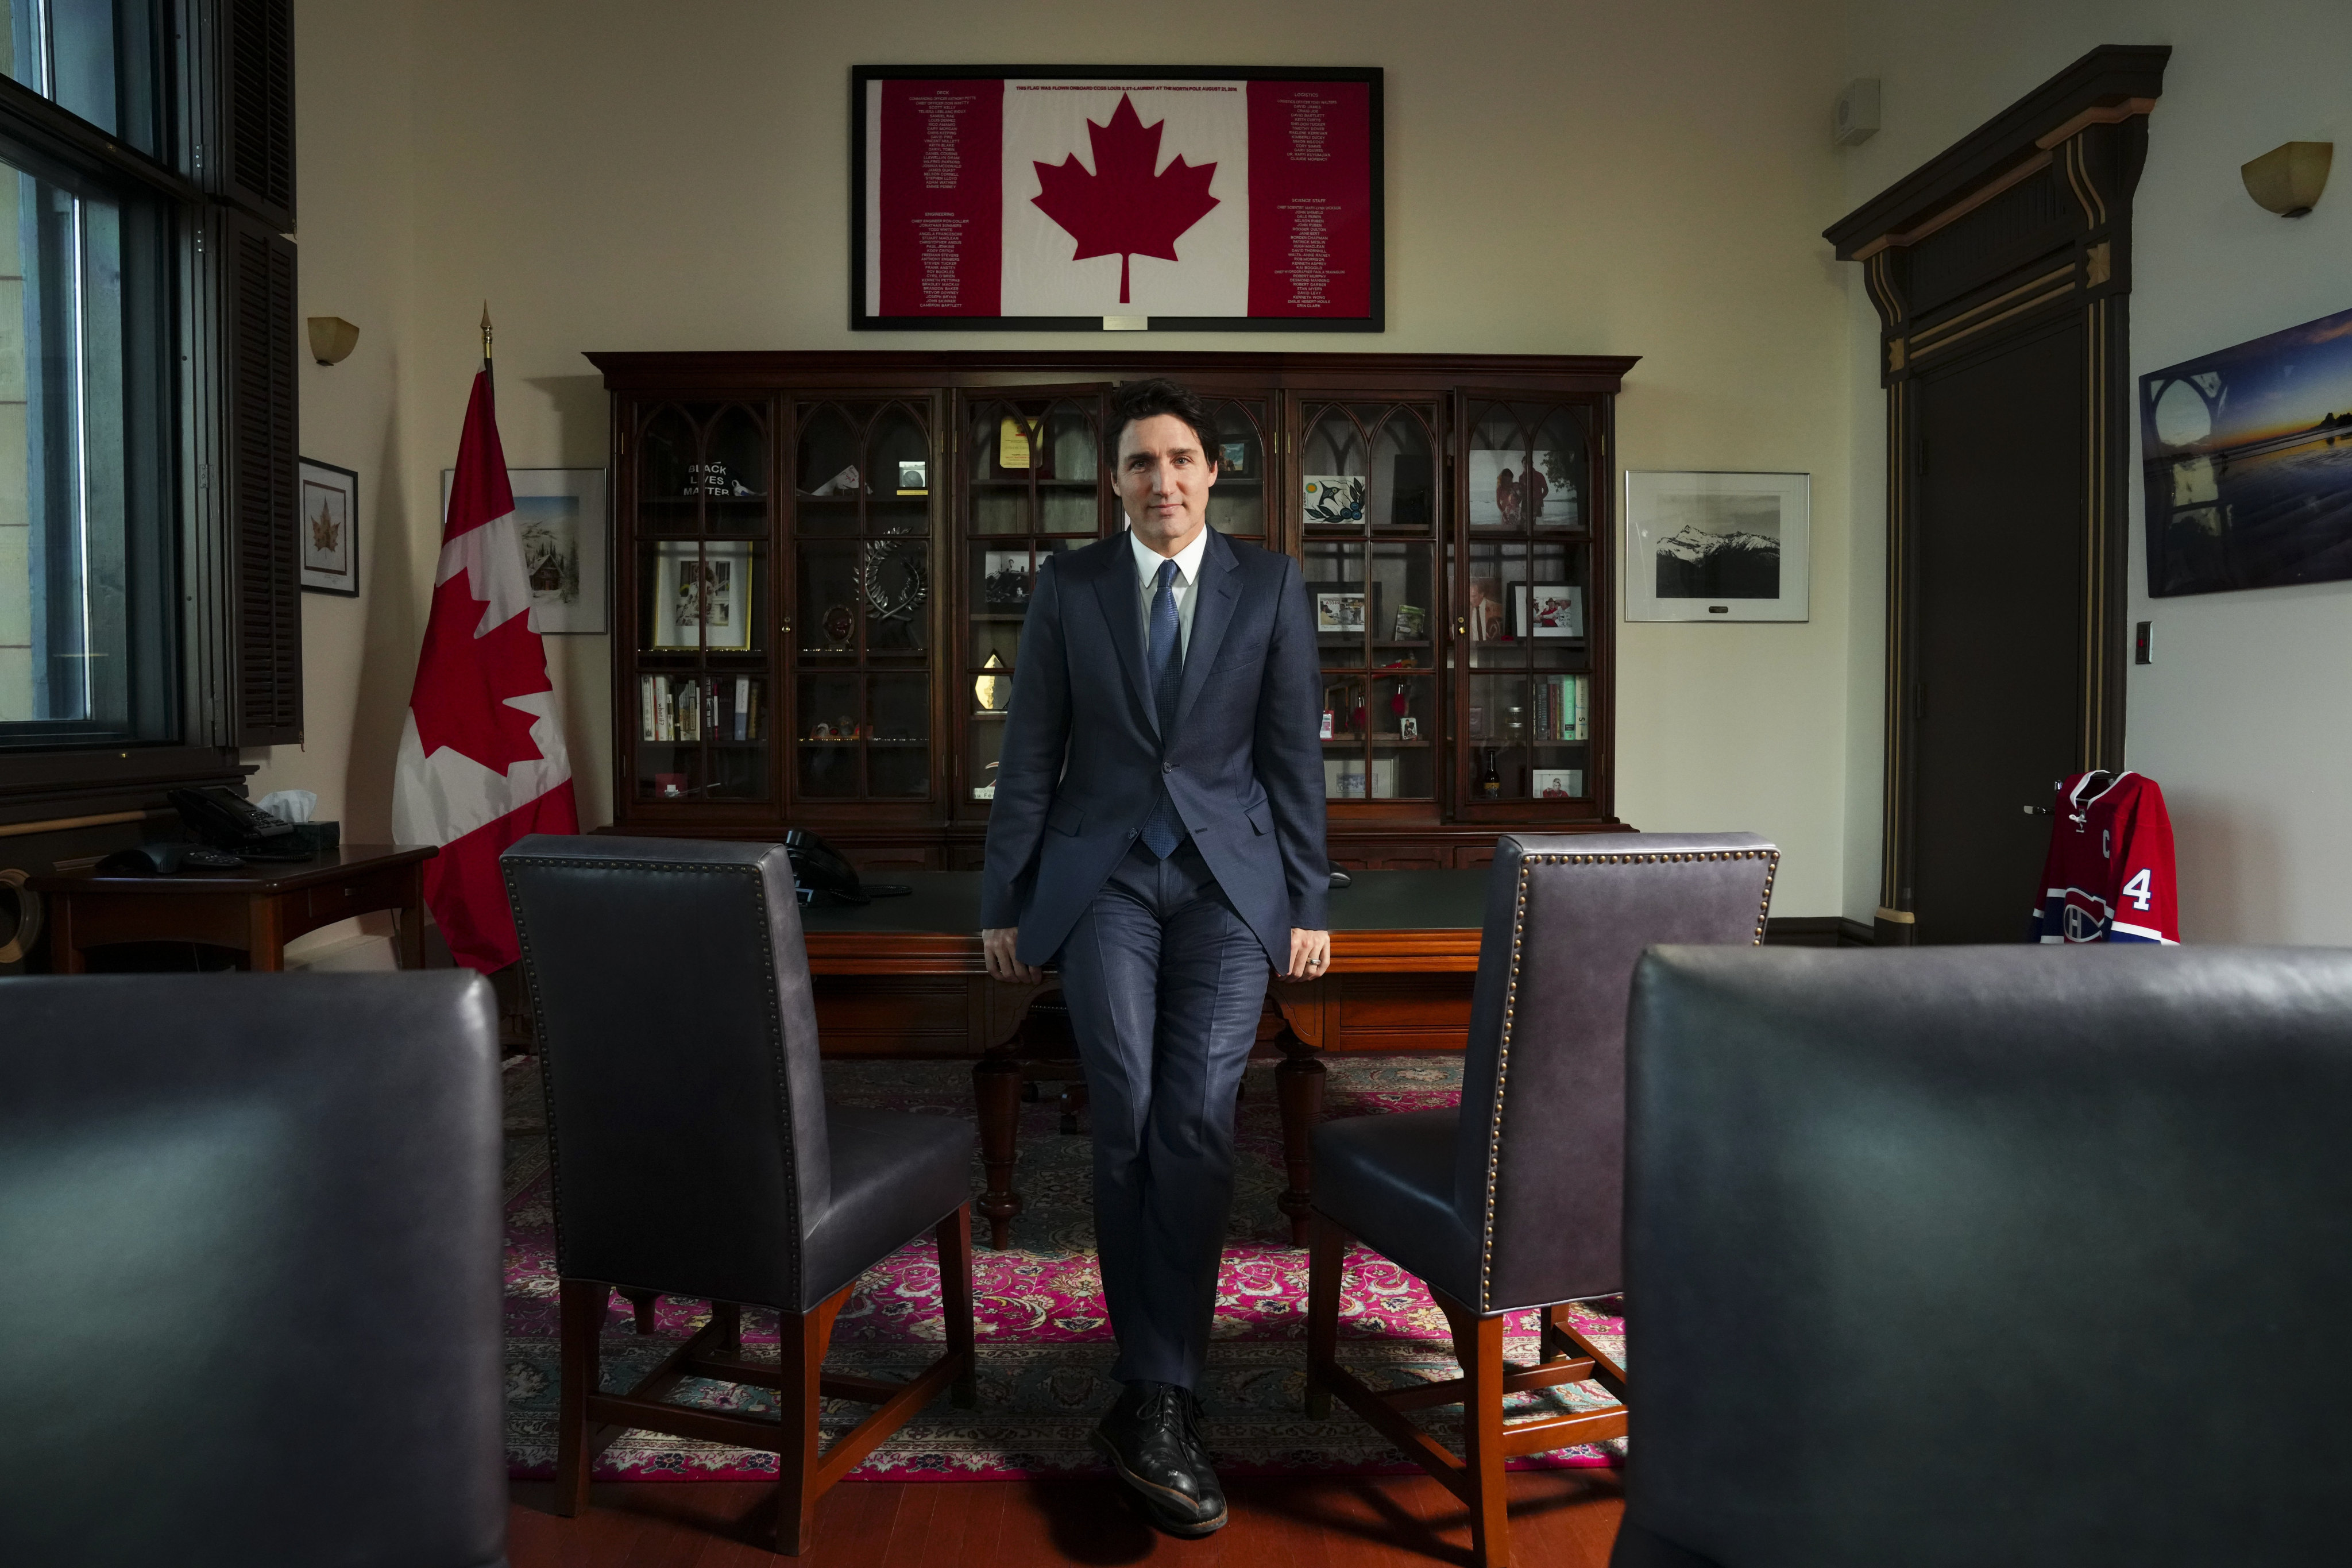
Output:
top-left (1141, 558), bottom-right (1186, 857)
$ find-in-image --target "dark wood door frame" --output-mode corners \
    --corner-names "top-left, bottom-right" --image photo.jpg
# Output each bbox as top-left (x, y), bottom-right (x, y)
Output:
top-left (1825, 44), bottom-right (2169, 945)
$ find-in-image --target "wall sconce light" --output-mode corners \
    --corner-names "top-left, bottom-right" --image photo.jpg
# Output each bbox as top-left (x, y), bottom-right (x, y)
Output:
top-left (2241, 141), bottom-right (2332, 218)
top-left (307, 316), bottom-right (360, 365)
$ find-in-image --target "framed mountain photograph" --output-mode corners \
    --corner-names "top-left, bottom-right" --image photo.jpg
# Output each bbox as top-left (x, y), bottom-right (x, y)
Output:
top-left (1623, 471), bottom-right (1811, 622)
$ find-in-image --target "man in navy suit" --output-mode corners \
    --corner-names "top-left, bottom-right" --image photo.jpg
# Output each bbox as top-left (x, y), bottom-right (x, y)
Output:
top-left (982, 379), bottom-right (1329, 1536)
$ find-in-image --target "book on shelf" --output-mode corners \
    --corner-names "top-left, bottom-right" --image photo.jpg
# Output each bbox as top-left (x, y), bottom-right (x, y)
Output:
top-left (1534, 674), bottom-right (1590, 742)
top-left (643, 674), bottom-right (764, 747)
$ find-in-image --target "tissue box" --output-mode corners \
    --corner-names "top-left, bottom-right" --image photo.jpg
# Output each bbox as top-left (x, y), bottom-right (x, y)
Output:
top-left (289, 821), bottom-right (341, 853)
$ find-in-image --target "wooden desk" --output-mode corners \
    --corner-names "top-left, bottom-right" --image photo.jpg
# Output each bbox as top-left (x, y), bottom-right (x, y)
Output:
top-left (798, 870), bottom-right (1488, 1247)
top-left (32, 845), bottom-right (439, 973)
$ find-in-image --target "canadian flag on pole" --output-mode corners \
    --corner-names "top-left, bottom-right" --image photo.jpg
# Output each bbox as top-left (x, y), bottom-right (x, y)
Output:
top-left (391, 361), bottom-right (578, 971)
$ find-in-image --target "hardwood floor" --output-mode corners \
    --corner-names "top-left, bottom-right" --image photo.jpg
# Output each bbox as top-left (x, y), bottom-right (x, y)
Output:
top-left (508, 1471), bottom-right (1625, 1566)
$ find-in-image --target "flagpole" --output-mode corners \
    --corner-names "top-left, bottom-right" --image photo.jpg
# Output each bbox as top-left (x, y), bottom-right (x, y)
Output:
top-left (480, 302), bottom-right (495, 401)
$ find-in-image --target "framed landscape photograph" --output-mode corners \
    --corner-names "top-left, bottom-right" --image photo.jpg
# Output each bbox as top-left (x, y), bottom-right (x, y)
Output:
top-left (2141, 304), bottom-right (2352, 596)
top-left (1624, 470), bottom-right (1811, 622)
top-left (441, 467), bottom-right (609, 633)
top-left (298, 458), bottom-right (358, 596)
top-left (651, 540), bottom-right (754, 651)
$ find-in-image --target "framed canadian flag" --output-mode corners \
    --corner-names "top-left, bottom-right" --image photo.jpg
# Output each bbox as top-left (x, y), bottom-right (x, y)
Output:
top-left (852, 65), bottom-right (1383, 331)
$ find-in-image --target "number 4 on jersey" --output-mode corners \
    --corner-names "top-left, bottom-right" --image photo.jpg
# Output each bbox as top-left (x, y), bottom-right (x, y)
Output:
top-left (2122, 867), bottom-right (2153, 912)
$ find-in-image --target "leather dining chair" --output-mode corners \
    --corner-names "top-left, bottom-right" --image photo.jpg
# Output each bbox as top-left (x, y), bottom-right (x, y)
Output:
top-left (501, 835), bottom-right (977, 1556)
top-left (1613, 944), bottom-right (2352, 1568)
top-left (1306, 832), bottom-right (1779, 1568)
top-left (0, 971), bottom-right (506, 1568)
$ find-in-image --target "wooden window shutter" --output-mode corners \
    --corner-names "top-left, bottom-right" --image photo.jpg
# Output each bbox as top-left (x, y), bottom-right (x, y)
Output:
top-left (218, 0), bottom-right (295, 228)
top-left (223, 207), bottom-right (301, 745)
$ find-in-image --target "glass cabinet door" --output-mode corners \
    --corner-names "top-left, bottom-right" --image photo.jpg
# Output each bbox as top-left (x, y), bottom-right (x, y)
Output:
top-left (1297, 401), bottom-right (1442, 804)
top-left (630, 401), bottom-right (773, 806)
top-left (789, 401), bottom-right (934, 802)
top-left (957, 389), bottom-right (1112, 814)
top-left (1202, 397), bottom-right (1272, 542)
top-left (1457, 399), bottom-right (1597, 813)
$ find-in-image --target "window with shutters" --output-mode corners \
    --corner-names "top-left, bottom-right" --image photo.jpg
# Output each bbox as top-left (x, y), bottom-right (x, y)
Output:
top-left (0, 0), bottom-right (301, 799)
top-left (0, 145), bottom-right (176, 750)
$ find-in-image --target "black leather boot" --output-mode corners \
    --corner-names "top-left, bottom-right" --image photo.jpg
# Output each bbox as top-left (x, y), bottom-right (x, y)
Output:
top-left (1090, 1380), bottom-right (1228, 1536)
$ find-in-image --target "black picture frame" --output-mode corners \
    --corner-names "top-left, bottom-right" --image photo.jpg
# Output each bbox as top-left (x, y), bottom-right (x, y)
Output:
top-left (297, 458), bottom-right (360, 598)
top-left (850, 64), bottom-right (1384, 333)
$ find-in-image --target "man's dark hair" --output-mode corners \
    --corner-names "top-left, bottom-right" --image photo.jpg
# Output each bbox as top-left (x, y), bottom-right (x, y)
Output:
top-left (1107, 378), bottom-right (1219, 470)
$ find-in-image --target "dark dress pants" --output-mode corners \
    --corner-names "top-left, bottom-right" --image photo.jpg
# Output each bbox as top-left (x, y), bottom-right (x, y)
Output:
top-left (1055, 839), bottom-right (1270, 1389)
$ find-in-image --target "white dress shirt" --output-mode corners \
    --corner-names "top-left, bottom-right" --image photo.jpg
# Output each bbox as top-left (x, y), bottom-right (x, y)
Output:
top-left (1129, 525), bottom-right (1210, 661)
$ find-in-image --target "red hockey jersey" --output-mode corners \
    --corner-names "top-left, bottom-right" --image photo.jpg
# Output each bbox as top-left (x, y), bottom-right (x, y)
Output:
top-left (2028, 770), bottom-right (2180, 945)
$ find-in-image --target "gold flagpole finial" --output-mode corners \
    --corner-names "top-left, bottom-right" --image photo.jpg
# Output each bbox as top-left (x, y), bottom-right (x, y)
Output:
top-left (480, 302), bottom-right (493, 364)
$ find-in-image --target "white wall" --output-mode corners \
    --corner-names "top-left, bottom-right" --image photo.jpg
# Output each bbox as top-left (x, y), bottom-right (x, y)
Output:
top-left (1841, 0), bottom-right (2352, 941)
top-left (260, 0), bottom-right (1861, 915)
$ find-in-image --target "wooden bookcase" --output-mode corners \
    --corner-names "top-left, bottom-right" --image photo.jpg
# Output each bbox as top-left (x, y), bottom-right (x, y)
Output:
top-left (588, 352), bottom-right (1638, 872)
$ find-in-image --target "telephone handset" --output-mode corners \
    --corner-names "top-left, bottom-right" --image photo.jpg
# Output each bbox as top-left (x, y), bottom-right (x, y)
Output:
top-left (783, 829), bottom-right (911, 907)
top-left (169, 786), bottom-right (312, 862)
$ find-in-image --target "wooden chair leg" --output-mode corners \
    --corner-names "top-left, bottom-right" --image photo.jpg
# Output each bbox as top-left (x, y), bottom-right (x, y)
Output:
top-left (1449, 1307), bottom-right (1515, 1568)
top-left (710, 1299), bottom-right (743, 1360)
top-left (1306, 1213), bottom-right (1345, 1419)
top-left (554, 1277), bottom-right (605, 1518)
top-left (618, 1287), bottom-right (658, 1333)
top-left (776, 1288), bottom-right (848, 1555)
top-left (937, 1205), bottom-right (979, 1409)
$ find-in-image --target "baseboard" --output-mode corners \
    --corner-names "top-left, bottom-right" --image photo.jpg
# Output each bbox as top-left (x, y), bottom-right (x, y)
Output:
top-left (1762, 915), bottom-right (1876, 948)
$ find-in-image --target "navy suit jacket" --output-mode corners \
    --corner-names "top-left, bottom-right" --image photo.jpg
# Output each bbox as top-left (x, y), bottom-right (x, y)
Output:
top-left (980, 528), bottom-right (1329, 969)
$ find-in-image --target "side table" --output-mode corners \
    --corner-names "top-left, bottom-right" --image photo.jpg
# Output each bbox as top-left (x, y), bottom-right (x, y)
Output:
top-left (31, 844), bottom-right (440, 972)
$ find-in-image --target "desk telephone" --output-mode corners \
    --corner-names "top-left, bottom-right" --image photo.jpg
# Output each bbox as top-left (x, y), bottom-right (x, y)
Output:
top-left (169, 787), bottom-right (314, 862)
top-left (783, 829), bottom-right (911, 907)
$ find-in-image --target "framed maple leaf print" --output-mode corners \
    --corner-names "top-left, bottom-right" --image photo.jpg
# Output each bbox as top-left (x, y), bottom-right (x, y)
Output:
top-left (299, 458), bottom-right (359, 597)
top-left (853, 65), bottom-right (1382, 331)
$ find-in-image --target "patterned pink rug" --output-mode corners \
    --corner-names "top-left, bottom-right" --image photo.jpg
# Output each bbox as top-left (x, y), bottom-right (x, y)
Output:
top-left (501, 1054), bottom-right (1626, 1481)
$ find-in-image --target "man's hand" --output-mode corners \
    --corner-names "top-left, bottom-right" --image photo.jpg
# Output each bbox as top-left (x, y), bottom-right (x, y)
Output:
top-left (982, 927), bottom-right (1042, 985)
top-left (1284, 928), bottom-right (1331, 981)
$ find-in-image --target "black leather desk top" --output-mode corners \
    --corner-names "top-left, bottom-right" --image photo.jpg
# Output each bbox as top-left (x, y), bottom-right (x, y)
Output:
top-left (795, 869), bottom-right (1490, 936)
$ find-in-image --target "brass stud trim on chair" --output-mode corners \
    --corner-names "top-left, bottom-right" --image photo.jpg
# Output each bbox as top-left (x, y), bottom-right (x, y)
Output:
top-left (1474, 843), bottom-right (1782, 1304)
top-left (503, 856), bottom-right (809, 1305)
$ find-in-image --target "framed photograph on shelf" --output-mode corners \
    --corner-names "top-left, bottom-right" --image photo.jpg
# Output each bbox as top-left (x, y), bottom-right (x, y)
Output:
top-left (1624, 470), bottom-right (1811, 622)
top-left (1315, 589), bottom-right (1370, 634)
top-left (1513, 584), bottom-right (1584, 638)
top-left (1533, 767), bottom-right (1584, 799)
top-left (651, 540), bottom-right (754, 651)
top-left (981, 550), bottom-right (1034, 608)
top-left (298, 458), bottom-right (359, 596)
top-left (1390, 603), bottom-right (1427, 640)
top-left (442, 466), bottom-right (610, 632)
top-left (1468, 450), bottom-right (1578, 527)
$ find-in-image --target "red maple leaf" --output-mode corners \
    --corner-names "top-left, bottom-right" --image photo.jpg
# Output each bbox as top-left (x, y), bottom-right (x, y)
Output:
top-left (411, 569), bottom-right (553, 773)
top-left (1032, 95), bottom-right (1219, 304)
